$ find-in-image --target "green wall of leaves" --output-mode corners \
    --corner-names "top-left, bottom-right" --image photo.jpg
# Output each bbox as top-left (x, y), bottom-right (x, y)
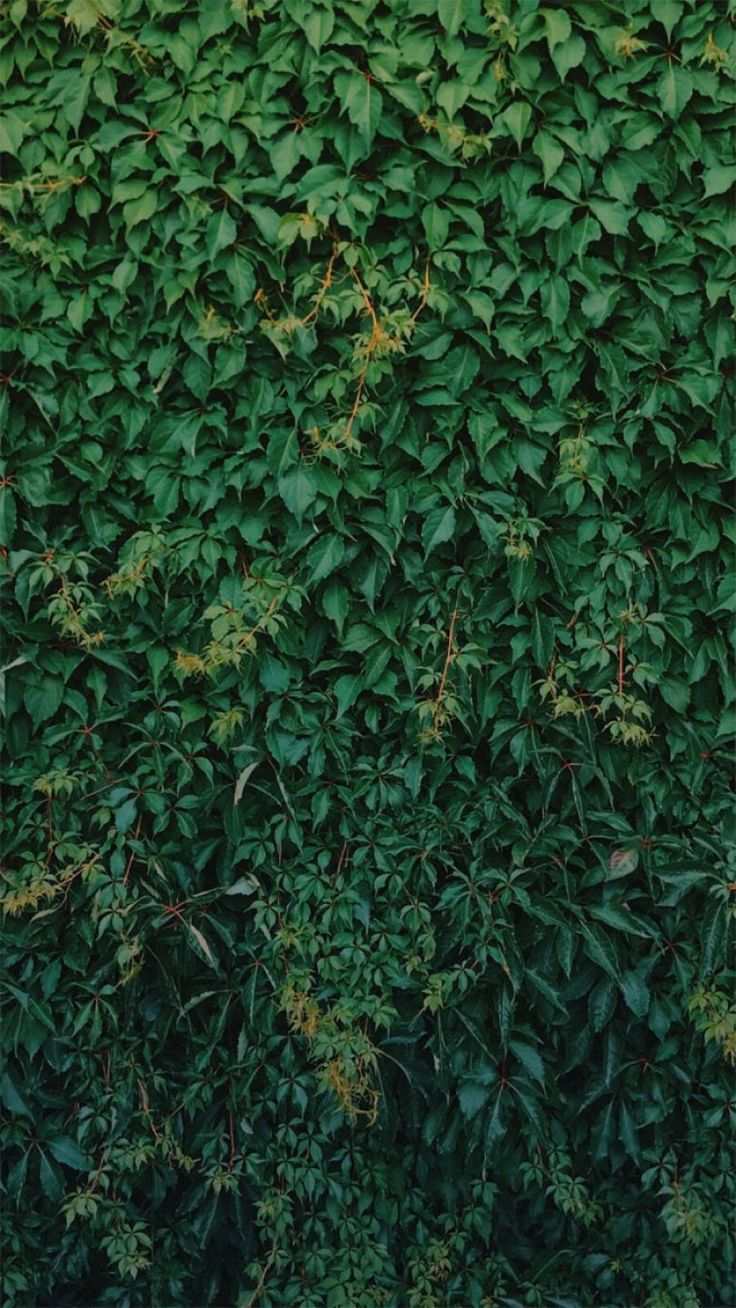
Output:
top-left (1, 0), bottom-right (735, 1304)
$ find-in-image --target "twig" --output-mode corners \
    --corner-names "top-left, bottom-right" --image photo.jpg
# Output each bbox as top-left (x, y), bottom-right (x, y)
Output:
top-left (427, 608), bottom-right (460, 736)
top-left (123, 816), bottom-right (142, 886)
top-left (343, 367), bottom-right (368, 444)
top-left (350, 267), bottom-right (380, 329)
top-left (245, 1243), bottom-right (278, 1308)
top-left (301, 243), bottom-right (341, 326)
top-left (343, 269), bottom-right (383, 443)
top-left (235, 595), bottom-right (281, 654)
top-left (87, 1147), bottom-right (109, 1195)
top-left (137, 1078), bottom-right (162, 1141)
top-left (436, 609), bottom-right (459, 708)
top-left (409, 258), bottom-right (431, 324)
top-left (0, 176), bottom-right (85, 192)
top-left (45, 797), bottom-right (54, 863)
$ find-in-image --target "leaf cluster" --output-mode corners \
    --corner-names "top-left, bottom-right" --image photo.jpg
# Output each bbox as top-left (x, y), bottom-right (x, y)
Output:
top-left (1, 1), bottom-right (735, 1305)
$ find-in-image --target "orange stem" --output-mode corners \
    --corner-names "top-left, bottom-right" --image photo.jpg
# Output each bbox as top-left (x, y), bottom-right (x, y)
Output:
top-left (301, 243), bottom-right (341, 325)
top-left (409, 258), bottom-right (431, 324)
top-left (437, 609), bottom-right (459, 707)
top-left (123, 816), bottom-right (142, 885)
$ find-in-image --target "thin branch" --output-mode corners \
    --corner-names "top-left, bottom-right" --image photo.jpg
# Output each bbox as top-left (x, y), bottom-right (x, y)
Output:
top-left (409, 258), bottom-right (431, 324)
top-left (227, 1110), bottom-right (236, 1168)
top-left (123, 816), bottom-right (143, 886)
top-left (245, 1243), bottom-right (279, 1308)
top-left (301, 242), bottom-right (341, 326)
top-left (436, 608), bottom-right (459, 708)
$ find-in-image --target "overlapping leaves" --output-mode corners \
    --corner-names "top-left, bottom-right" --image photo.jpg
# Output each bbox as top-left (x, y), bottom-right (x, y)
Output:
top-left (1, 1), bottom-right (735, 1305)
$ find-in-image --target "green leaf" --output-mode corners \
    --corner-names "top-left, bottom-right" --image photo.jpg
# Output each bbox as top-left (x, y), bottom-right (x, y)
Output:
top-left (67, 291), bottom-right (92, 333)
top-left (458, 1077), bottom-right (492, 1117)
top-left (650, 0), bottom-right (683, 37)
top-left (422, 202), bottom-right (449, 249)
top-left (700, 898), bottom-right (726, 974)
top-left (225, 876), bottom-right (258, 895)
top-left (336, 70), bottom-right (383, 146)
top-left (422, 505), bottom-right (456, 555)
top-left (499, 101), bottom-right (532, 149)
top-left (608, 848), bottom-right (639, 878)
top-left (0, 111), bottom-right (26, 154)
top-left (302, 7), bottom-right (334, 51)
top-left (65, 0), bottom-right (100, 34)
top-left (0, 486), bottom-right (17, 545)
top-left (306, 534), bottom-right (345, 584)
top-left (588, 905), bottom-right (652, 938)
top-left (550, 34), bottom-right (586, 81)
top-left (588, 199), bottom-right (631, 236)
top-left (540, 276), bottom-right (570, 332)
top-left (62, 73), bottom-right (91, 133)
top-left (657, 66), bottom-right (693, 118)
top-left (146, 646), bottom-right (169, 690)
top-left (637, 212), bottom-right (670, 249)
top-left (543, 8), bottom-right (571, 48)
top-left (268, 430), bottom-right (299, 477)
top-left (322, 580), bottom-right (350, 633)
top-left (589, 977), bottom-right (617, 1033)
top-left (0, 6), bottom-right (732, 1295)
top-left (48, 1138), bottom-right (91, 1171)
top-left (259, 655), bottom-right (290, 693)
top-left (124, 193), bottom-right (158, 228)
top-left (619, 969), bottom-right (649, 1018)
top-left (334, 673), bottom-right (363, 719)
top-left (207, 208), bottom-right (238, 258)
top-left (533, 131), bottom-right (564, 185)
top-left (510, 1040), bottom-right (545, 1086)
top-left (115, 798), bottom-right (138, 834)
top-left (278, 466), bottom-right (319, 519)
top-left (659, 677), bottom-right (689, 712)
top-left (186, 922), bottom-right (218, 970)
top-left (508, 556), bottom-right (535, 604)
top-left (581, 926), bottom-right (621, 980)
top-left (437, 0), bottom-right (464, 37)
top-left (702, 164), bottom-right (736, 198)
top-left (23, 676), bottom-right (63, 728)
top-left (38, 1153), bottom-right (63, 1203)
top-left (436, 79), bottom-right (471, 119)
top-left (1, 1072), bottom-right (31, 1116)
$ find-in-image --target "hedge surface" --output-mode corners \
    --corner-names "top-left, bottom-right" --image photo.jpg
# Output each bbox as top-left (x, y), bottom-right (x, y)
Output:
top-left (1, 1), bottom-right (735, 1305)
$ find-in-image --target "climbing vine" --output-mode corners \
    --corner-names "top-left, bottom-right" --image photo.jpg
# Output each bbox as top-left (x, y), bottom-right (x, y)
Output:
top-left (1, 1), bottom-right (735, 1306)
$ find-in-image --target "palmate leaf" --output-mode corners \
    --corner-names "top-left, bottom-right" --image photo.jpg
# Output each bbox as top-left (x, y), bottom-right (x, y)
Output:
top-left (1, 0), bottom-right (733, 1303)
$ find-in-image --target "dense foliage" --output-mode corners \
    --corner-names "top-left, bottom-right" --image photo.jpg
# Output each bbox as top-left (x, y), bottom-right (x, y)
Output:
top-left (1, 0), bottom-right (735, 1304)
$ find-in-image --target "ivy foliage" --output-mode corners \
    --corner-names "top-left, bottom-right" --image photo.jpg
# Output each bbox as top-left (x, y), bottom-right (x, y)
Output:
top-left (1, 0), bottom-right (735, 1304)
